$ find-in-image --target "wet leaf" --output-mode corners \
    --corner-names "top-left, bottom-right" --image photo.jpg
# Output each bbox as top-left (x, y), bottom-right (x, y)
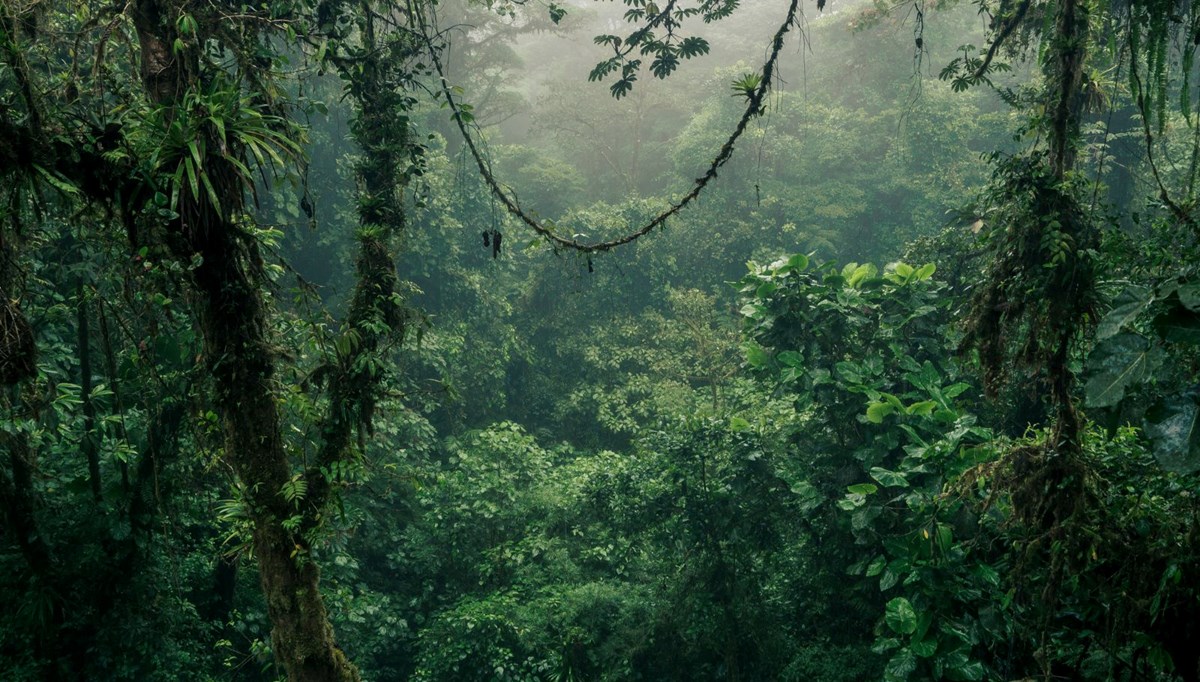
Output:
top-left (1144, 393), bottom-right (1200, 474)
top-left (1096, 285), bottom-right (1152, 340)
top-left (885, 597), bottom-right (918, 634)
top-left (1084, 333), bottom-right (1162, 408)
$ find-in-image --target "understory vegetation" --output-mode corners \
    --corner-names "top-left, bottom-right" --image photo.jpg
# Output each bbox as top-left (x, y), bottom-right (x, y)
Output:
top-left (2, 0), bottom-right (1200, 679)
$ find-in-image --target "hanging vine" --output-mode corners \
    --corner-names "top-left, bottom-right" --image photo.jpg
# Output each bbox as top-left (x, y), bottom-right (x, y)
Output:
top-left (417, 0), bottom-right (803, 254)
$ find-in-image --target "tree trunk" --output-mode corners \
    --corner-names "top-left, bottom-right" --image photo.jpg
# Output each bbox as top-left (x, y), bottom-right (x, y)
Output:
top-left (182, 200), bottom-right (360, 682)
top-left (130, 0), bottom-right (360, 677)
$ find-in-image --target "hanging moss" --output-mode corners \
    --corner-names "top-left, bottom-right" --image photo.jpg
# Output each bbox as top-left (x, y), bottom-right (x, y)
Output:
top-left (962, 152), bottom-right (1099, 448)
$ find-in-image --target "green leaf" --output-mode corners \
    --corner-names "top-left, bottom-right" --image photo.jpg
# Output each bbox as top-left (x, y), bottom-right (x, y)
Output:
top-left (936, 524), bottom-right (953, 552)
top-left (1144, 394), bottom-right (1200, 474)
top-left (867, 401), bottom-right (896, 423)
top-left (183, 157), bottom-right (200, 202)
top-left (729, 416), bottom-right (751, 432)
top-left (1179, 284), bottom-right (1200, 311)
top-left (790, 480), bottom-right (823, 512)
top-left (847, 483), bottom-right (878, 495)
top-left (870, 467), bottom-right (910, 488)
top-left (199, 169), bottom-right (221, 214)
top-left (943, 383), bottom-right (970, 399)
top-left (780, 367), bottom-right (803, 383)
top-left (905, 400), bottom-right (937, 416)
top-left (1154, 305), bottom-right (1200, 345)
top-left (849, 263), bottom-right (878, 288)
top-left (872, 638), bottom-right (901, 654)
top-left (1096, 285), bottom-right (1152, 340)
top-left (884, 649), bottom-right (918, 681)
top-left (973, 563), bottom-right (1000, 587)
top-left (914, 263), bottom-right (936, 281)
top-left (650, 53), bottom-right (680, 79)
top-left (187, 138), bottom-right (204, 169)
top-left (730, 72), bottom-right (762, 98)
top-left (945, 660), bottom-right (984, 681)
top-left (1083, 333), bottom-right (1163, 408)
top-left (913, 610), bottom-right (933, 641)
top-left (756, 281), bottom-right (778, 298)
top-left (678, 36), bottom-right (710, 58)
top-left (744, 343), bottom-right (770, 368)
top-left (210, 115), bottom-right (227, 145)
top-left (786, 253), bottom-right (809, 271)
top-left (910, 638), bottom-right (937, 658)
top-left (885, 597), bottom-right (918, 634)
top-left (866, 555), bottom-right (886, 577)
top-left (777, 350), bottom-right (803, 367)
top-left (836, 361), bottom-right (864, 383)
top-left (33, 165), bottom-right (80, 195)
top-left (879, 566), bottom-right (899, 591)
top-left (610, 76), bottom-right (635, 99)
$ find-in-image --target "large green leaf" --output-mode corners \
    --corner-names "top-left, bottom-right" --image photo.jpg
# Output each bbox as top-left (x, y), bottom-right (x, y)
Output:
top-left (867, 401), bottom-right (897, 423)
top-left (1179, 283), bottom-right (1200, 311)
top-left (744, 343), bottom-right (770, 368)
top-left (1096, 285), bottom-right (1152, 340)
top-left (944, 660), bottom-right (984, 681)
top-left (910, 638), bottom-right (937, 658)
top-left (1084, 333), bottom-right (1163, 408)
top-left (786, 252), bottom-right (809, 272)
top-left (1144, 394), bottom-right (1200, 475)
top-left (870, 467), bottom-right (910, 488)
top-left (884, 650), bottom-right (918, 681)
top-left (1154, 305), bottom-right (1200, 345)
top-left (776, 350), bottom-right (803, 367)
top-left (885, 597), bottom-right (918, 634)
top-left (905, 400), bottom-right (938, 417)
top-left (849, 263), bottom-right (878, 288)
top-left (836, 361), bottom-right (864, 383)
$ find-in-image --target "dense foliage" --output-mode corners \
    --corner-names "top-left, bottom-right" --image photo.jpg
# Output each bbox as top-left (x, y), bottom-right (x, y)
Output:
top-left (2, 0), bottom-right (1200, 679)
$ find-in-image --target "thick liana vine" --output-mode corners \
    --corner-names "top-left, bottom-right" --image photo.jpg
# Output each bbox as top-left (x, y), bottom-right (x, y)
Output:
top-left (419, 0), bottom-right (803, 254)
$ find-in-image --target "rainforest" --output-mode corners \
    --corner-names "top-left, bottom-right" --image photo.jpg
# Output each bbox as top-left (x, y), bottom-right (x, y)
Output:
top-left (1, 0), bottom-right (1199, 679)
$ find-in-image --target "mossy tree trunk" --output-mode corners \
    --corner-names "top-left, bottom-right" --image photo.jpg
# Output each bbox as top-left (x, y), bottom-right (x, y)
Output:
top-left (306, 4), bottom-right (415, 521)
top-left (130, 0), bottom-right (361, 678)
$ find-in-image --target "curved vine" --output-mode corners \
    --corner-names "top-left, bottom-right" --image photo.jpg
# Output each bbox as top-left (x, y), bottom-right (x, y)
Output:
top-left (417, 0), bottom-right (802, 254)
